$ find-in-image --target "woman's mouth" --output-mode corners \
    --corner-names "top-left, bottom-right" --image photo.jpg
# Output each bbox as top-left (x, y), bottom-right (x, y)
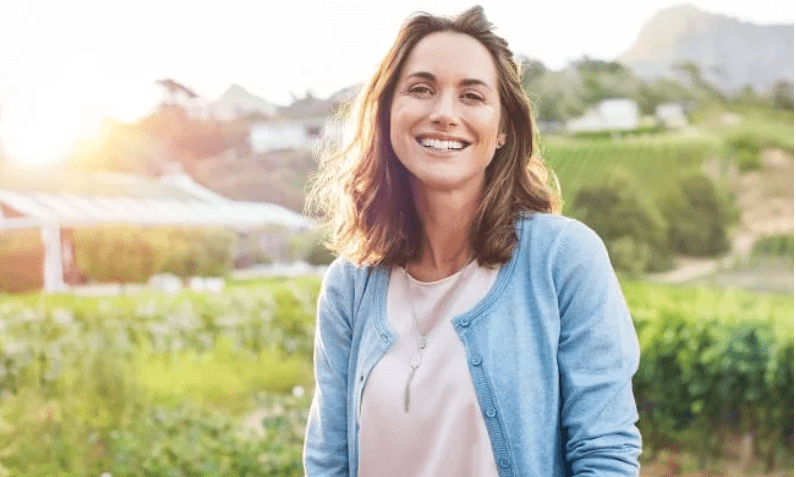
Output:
top-left (416, 137), bottom-right (470, 151)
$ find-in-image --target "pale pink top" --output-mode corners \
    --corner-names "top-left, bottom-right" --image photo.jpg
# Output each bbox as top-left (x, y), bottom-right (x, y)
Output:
top-left (359, 260), bottom-right (500, 477)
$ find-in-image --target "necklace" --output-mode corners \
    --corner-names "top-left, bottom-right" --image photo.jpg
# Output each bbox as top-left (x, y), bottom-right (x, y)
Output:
top-left (402, 261), bottom-right (471, 413)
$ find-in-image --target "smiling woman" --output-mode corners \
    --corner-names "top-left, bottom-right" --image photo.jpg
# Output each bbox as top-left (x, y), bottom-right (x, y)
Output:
top-left (304, 5), bottom-right (642, 477)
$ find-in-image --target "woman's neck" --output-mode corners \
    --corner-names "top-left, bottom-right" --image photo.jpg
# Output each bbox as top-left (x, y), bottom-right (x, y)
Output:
top-left (408, 184), bottom-right (480, 282)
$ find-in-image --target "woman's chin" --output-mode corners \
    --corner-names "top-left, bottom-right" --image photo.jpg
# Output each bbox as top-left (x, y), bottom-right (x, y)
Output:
top-left (409, 171), bottom-right (485, 196)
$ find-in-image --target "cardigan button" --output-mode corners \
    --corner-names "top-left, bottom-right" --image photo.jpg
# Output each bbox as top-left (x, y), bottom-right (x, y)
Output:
top-left (499, 457), bottom-right (510, 468)
top-left (470, 356), bottom-right (482, 366)
top-left (460, 319), bottom-right (470, 328)
top-left (486, 408), bottom-right (496, 418)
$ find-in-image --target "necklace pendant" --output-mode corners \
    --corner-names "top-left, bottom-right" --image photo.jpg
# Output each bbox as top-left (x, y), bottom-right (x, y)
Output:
top-left (404, 366), bottom-right (418, 412)
top-left (419, 337), bottom-right (427, 349)
top-left (410, 352), bottom-right (422, 369)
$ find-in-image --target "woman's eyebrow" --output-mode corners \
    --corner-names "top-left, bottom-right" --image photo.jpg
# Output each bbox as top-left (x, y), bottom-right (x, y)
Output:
top-left (404, 71), bottom-right (492, 89)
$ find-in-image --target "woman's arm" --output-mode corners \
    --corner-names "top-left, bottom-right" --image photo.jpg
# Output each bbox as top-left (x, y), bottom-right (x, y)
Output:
top-left (554, 220), bottom-right (642, 476)
top-left (304, 259), bottom-right (356, 476)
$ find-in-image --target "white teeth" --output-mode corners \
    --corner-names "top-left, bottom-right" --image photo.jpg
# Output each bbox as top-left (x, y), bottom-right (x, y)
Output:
top-left (420, 138), bottom-right (465, 150)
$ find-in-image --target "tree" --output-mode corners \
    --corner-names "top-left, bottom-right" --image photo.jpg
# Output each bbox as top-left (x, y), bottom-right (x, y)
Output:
top-left (673, 61), bottom-right (703, 88)
top-left (673, 61), bottom-right (725, 102)
top-left (659, 174), bottom-right (736, 256)
top-left (518, 56), bottom-right (547, 86)
top-left (771, 80), bottom-right (794, 111)
top-left (571, 168), bottom-right (673, 275)
top-left (735, 84), bottom-right (759, 106)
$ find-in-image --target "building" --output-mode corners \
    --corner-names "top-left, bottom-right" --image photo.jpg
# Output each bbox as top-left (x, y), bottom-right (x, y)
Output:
top-left (566, 99), bottom-right (641, 133)
top-left (0, 170), bottom-right (314, 293)
top-left (249, 93), bottom-right (346, 153)
top-left (655, 103), bottom-right (688, 129)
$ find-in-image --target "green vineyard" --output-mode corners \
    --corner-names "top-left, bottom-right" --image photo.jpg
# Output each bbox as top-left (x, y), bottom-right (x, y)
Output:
top-left (540, 135), bottom-right (717, 211)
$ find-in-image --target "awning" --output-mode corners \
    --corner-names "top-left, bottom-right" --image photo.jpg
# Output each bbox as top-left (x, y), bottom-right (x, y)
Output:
top-left (0, 191), bottom-right (313, 231)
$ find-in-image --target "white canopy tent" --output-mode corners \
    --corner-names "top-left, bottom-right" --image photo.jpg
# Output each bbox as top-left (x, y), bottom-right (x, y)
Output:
top-left (0, 174), bottom-right (314, 293)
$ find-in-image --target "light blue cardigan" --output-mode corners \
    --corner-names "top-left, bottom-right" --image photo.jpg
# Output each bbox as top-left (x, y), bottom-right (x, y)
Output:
top-left (304, 213), bottom-right (642, 476)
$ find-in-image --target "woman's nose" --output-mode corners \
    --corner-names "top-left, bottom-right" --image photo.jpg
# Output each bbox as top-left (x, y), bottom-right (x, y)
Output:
top-left (428, 92), bottom-right (458, 127)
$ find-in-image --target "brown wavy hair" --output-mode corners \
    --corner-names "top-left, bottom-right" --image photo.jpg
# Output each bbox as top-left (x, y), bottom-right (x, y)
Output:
top-left (307, 5), bottom-right (561, 267)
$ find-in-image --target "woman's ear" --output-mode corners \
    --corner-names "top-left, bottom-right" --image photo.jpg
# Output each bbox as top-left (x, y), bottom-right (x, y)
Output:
top-left (496, 132), bottom-right (506, 149)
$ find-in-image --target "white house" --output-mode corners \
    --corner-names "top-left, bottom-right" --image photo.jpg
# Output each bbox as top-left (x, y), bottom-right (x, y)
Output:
top-left (655, 103), bottom-right (688, 129)
top-left (567, 99), bottom-right (641, 133)
top-left (248, 93), bottom-right (346, 153)
top-left (249, 118), bottom-right (345, 153)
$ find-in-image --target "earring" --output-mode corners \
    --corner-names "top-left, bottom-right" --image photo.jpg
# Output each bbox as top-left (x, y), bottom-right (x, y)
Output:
top-left (497, 138), bottom-right (505, 149)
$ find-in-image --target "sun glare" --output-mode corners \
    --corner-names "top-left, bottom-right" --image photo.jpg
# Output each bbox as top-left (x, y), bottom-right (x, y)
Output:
top-left (0, 83), bottom-right (105, 170)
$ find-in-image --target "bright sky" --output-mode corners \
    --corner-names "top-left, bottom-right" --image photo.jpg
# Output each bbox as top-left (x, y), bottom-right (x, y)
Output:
top-left (1, 0), bottom-right (792, 167)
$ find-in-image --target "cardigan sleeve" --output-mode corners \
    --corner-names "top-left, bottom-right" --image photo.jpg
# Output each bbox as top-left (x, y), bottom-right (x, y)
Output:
top-left (304, 258), bottom-right (355, 476)
top-left (553, 220), bottom-right (642, 476)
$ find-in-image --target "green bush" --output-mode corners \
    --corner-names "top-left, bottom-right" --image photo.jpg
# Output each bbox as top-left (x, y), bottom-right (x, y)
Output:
top-left (659, 174), bottom-right (737, 257)
top-left (725, 132), bottom-right (763, 171)
top-left (107, 399), bottom-right (306, 477)
top-left (287, 228), bottom-right (335, 265)
top-left (304, 241), bottom-right (336, 266)
top-left (626, 281), bottom-right (794, 470)
top-left (73, 226), bottom-right (237, 283)
top-left (571, 168), bottom-right (674, 275)
top-left (0, 279), bottom-right (320, 475)
top-left (737, 149), bottom-right (763, 171)
top-left (752, 233), bottom-right (794, 258)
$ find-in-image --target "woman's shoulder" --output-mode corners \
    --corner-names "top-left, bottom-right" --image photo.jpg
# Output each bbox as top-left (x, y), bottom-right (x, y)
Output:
top-left (320, 255), bottom-right (383, 299)
top-left (514, 212), bottom-right (610, 270)
top-left (516, 212), bottom-right (602, 248)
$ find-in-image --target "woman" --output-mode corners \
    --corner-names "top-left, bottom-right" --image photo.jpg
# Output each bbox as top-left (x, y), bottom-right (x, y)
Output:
top-left (304, 6), bottom-right (641, 476)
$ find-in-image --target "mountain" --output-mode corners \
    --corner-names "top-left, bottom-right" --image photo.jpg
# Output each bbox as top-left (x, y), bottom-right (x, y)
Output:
top-left (617, 3), bottom-right (793, 92)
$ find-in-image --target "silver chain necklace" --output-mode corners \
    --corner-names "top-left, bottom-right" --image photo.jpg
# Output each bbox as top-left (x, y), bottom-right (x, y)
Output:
top-left (402, 262), bottom-right (471, 413)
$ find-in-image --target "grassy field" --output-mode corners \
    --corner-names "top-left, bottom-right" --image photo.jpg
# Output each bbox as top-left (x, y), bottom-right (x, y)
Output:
top-left (0, 274), bottom-right (791, 476)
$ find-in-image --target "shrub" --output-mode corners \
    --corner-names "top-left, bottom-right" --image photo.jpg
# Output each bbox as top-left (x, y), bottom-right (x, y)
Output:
top-left (304, 242), bottom-right (336, 266)
top-left (725, 132), bottom-right (763, 171)
top-left (752, 233), bottom-right (794, 258)
top-left (288, 228), bottom-right (336, 266)
top-left (571, 168), bottom-right (673, 274)
top-left (74, 226), bottom-right (237, 283)
top-left (659, 174), bottom-right (736, 257)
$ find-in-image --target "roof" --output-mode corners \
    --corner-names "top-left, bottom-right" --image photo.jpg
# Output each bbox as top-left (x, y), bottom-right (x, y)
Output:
top-left (0, 171), bottom-right (313, 231)
top-left (0, 170), bottom-right (198, 200)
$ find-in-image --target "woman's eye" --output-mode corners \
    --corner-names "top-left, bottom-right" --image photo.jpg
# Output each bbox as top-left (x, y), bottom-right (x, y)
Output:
top-left (462, 92), bottom-right (485, 103)
top-left (408, 85), bottom-right (433, 96)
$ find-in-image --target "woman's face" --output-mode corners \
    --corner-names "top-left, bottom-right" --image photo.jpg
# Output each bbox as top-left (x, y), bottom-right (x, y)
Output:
top-left (389, 31), bottom-right (505, 195)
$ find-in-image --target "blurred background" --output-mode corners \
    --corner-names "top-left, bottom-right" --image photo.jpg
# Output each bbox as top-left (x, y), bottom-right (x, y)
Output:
top-left (0, 1), bottom-right (792, 475)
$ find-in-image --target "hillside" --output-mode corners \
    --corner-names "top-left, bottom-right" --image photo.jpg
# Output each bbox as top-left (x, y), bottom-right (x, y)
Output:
top-left (618, 4), bottom-right (794, 92)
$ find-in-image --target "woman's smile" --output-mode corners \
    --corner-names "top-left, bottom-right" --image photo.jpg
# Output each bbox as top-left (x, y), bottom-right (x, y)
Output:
top-left (415, 133), bottom-right (471, 154)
